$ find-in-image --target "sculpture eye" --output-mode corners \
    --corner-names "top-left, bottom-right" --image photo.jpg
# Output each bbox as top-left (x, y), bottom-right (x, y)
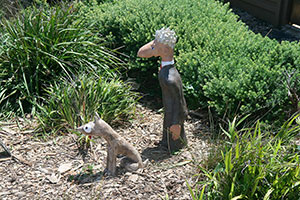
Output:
top-left (84, 125), bottom-right (91, 133)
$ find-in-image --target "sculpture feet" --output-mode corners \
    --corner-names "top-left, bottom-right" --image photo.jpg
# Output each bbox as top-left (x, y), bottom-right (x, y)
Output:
top-left (103, 168), bottom-right (115, 176)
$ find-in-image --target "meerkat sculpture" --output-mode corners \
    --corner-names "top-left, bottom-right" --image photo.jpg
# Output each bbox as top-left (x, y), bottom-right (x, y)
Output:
top-left (76, 114), bottom-right (143, 176)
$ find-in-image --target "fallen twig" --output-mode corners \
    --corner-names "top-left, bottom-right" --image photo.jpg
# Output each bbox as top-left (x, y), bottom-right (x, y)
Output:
top-left (0, 157), bottom-right (11, 162)
top-left (12, 154), bottom-right (32, 167)
top-left (0, 138), bottom-right (32, 166)
top-left (0, 139), bottom-right (11, 155)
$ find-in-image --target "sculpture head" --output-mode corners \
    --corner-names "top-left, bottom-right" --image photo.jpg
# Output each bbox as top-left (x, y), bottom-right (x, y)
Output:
top-left (76, 113), bottom-right (101, 136)
top-left (154, 27), bottom-right (177, 49)
top-left (137, 27), bottom-right (177, 59)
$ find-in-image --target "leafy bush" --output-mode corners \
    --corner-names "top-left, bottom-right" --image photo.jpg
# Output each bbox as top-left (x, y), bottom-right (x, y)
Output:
top-left (79, 0), bottom-right (300, 120)
top-left (189, 115), bottom-right (300, 199)
top-left (0, 3), bottom-right (120, 115)
top-left (37, 74), bottom-right (139, 135)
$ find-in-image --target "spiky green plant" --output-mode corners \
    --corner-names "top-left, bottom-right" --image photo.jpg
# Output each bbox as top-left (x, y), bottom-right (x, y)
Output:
top-left (0, 3), bottom-right (120, 115)
top-left (37, 74), bottom-right (139, 135)
top-left (189, 115), bottom-right (300, 200)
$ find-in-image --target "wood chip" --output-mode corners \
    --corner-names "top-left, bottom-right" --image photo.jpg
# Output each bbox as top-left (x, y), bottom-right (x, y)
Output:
top-left (0, 157), bottom-right (11, 162)
top-left (12, 154), bottom-right (32, 167)
top-left (58, 163), bottom-right (73, 174)
top-left (46, 173), bottom-right (61, 184)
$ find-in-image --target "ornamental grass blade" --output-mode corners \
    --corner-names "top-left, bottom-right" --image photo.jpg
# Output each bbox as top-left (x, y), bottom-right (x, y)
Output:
top-left (0, 89), bottom-right (7, 104)
top-left (229, 173), bottom-right (237, 199)
top-left (231, 195), bottom-right (244, 200)
top-left (235, 139), bottom-right (240, 159)
top-left (277, 113), bottom-right (300, 139)
top-left (263, 188), bottom-right (274, 200)
top-left (225, 149), bottom-right (233, 175)
top-left (199, 184), bottom-right (206, 200)
top-left (220, 125), bottom-right (231, 140)
top-left (173, 160), bottom-right (191, 167)
top-left (186, 180), bottom-right (196, 200)
top-left (198, 166), bottom-right (214, 180)
top-left (251, 175), bottom-right (264, 197)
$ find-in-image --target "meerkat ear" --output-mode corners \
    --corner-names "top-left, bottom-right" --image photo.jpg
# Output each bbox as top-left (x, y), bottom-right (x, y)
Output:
top-left (94, 112), bottom-right (101, 121)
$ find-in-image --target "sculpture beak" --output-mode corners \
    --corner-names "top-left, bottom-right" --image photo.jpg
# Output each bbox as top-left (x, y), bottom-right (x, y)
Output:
top-left (76, 126), bottom-right (83, 132)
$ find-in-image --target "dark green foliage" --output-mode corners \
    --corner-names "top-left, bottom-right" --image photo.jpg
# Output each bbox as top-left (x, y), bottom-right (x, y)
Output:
top-left (0, 3), bottom-right (120, 115)
top-left (80, 0), bottom-right (300, 120)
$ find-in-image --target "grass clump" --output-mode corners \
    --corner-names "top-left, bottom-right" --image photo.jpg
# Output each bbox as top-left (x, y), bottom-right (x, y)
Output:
top-left (0, 2), bottom-right (120, 116)
top-left (37, 74), bottom-right (139, 135)
top-left (0, 1), bottom-right (138, 139)
top-left (189, 115), bottom-right (300, 199)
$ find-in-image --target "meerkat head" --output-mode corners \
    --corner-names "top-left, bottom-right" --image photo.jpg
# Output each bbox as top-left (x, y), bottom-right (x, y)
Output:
top-left (76, 112), bottom-right (101, 136)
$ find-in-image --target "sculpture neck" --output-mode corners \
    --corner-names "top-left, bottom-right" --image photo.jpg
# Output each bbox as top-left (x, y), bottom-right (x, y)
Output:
top-left (160, 53), bottom-right (174, 62)
top-left (161, 60), bottom-right (174, 67)
top-left (96, 120), bottom-right (118, 142)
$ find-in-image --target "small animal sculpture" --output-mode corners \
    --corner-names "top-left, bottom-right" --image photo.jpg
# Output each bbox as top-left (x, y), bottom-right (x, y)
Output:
top-left (76, 114), bottom-right (143, 176)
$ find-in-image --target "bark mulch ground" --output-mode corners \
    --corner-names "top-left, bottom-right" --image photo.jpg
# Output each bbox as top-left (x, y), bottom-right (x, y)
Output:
top-left (0, 104), bottom-right (212, 200)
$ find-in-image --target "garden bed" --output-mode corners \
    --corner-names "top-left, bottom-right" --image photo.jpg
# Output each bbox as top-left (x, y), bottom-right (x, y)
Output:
top-left (0, 103), bottom-right (211, 199)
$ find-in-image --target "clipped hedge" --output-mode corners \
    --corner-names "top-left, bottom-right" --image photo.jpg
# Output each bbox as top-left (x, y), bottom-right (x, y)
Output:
top-left (80, 0), bottom-right (300, 120)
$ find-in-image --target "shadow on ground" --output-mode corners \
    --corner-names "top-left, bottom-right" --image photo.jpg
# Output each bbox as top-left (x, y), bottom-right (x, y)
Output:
top-left (141, 145), bottom-right (171, 162)
top-left (68, 171), bottom-right (104, 184)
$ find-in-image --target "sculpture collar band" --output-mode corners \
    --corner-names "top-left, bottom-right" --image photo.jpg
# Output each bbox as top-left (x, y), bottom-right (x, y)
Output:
top-left (161, 60), bottom-right (174, 67)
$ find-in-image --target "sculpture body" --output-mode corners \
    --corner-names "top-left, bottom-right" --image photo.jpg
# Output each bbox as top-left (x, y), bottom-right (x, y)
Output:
top-left (76, 115), bottom-right (143, 176)
top-left (137, 27), bottom-right (188, 151)
top-left (159, 64), bottom-right (188, 150)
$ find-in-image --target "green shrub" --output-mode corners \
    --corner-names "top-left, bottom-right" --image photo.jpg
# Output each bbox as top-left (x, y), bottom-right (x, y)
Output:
top-left (79, 0), bottom-right (300, 121)
top-left (189, 115), bottom-right (300, 199)
top-left (0, 3), bottom-right (120, 115)
top-left (37, 74), bottom-right (139, 135)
